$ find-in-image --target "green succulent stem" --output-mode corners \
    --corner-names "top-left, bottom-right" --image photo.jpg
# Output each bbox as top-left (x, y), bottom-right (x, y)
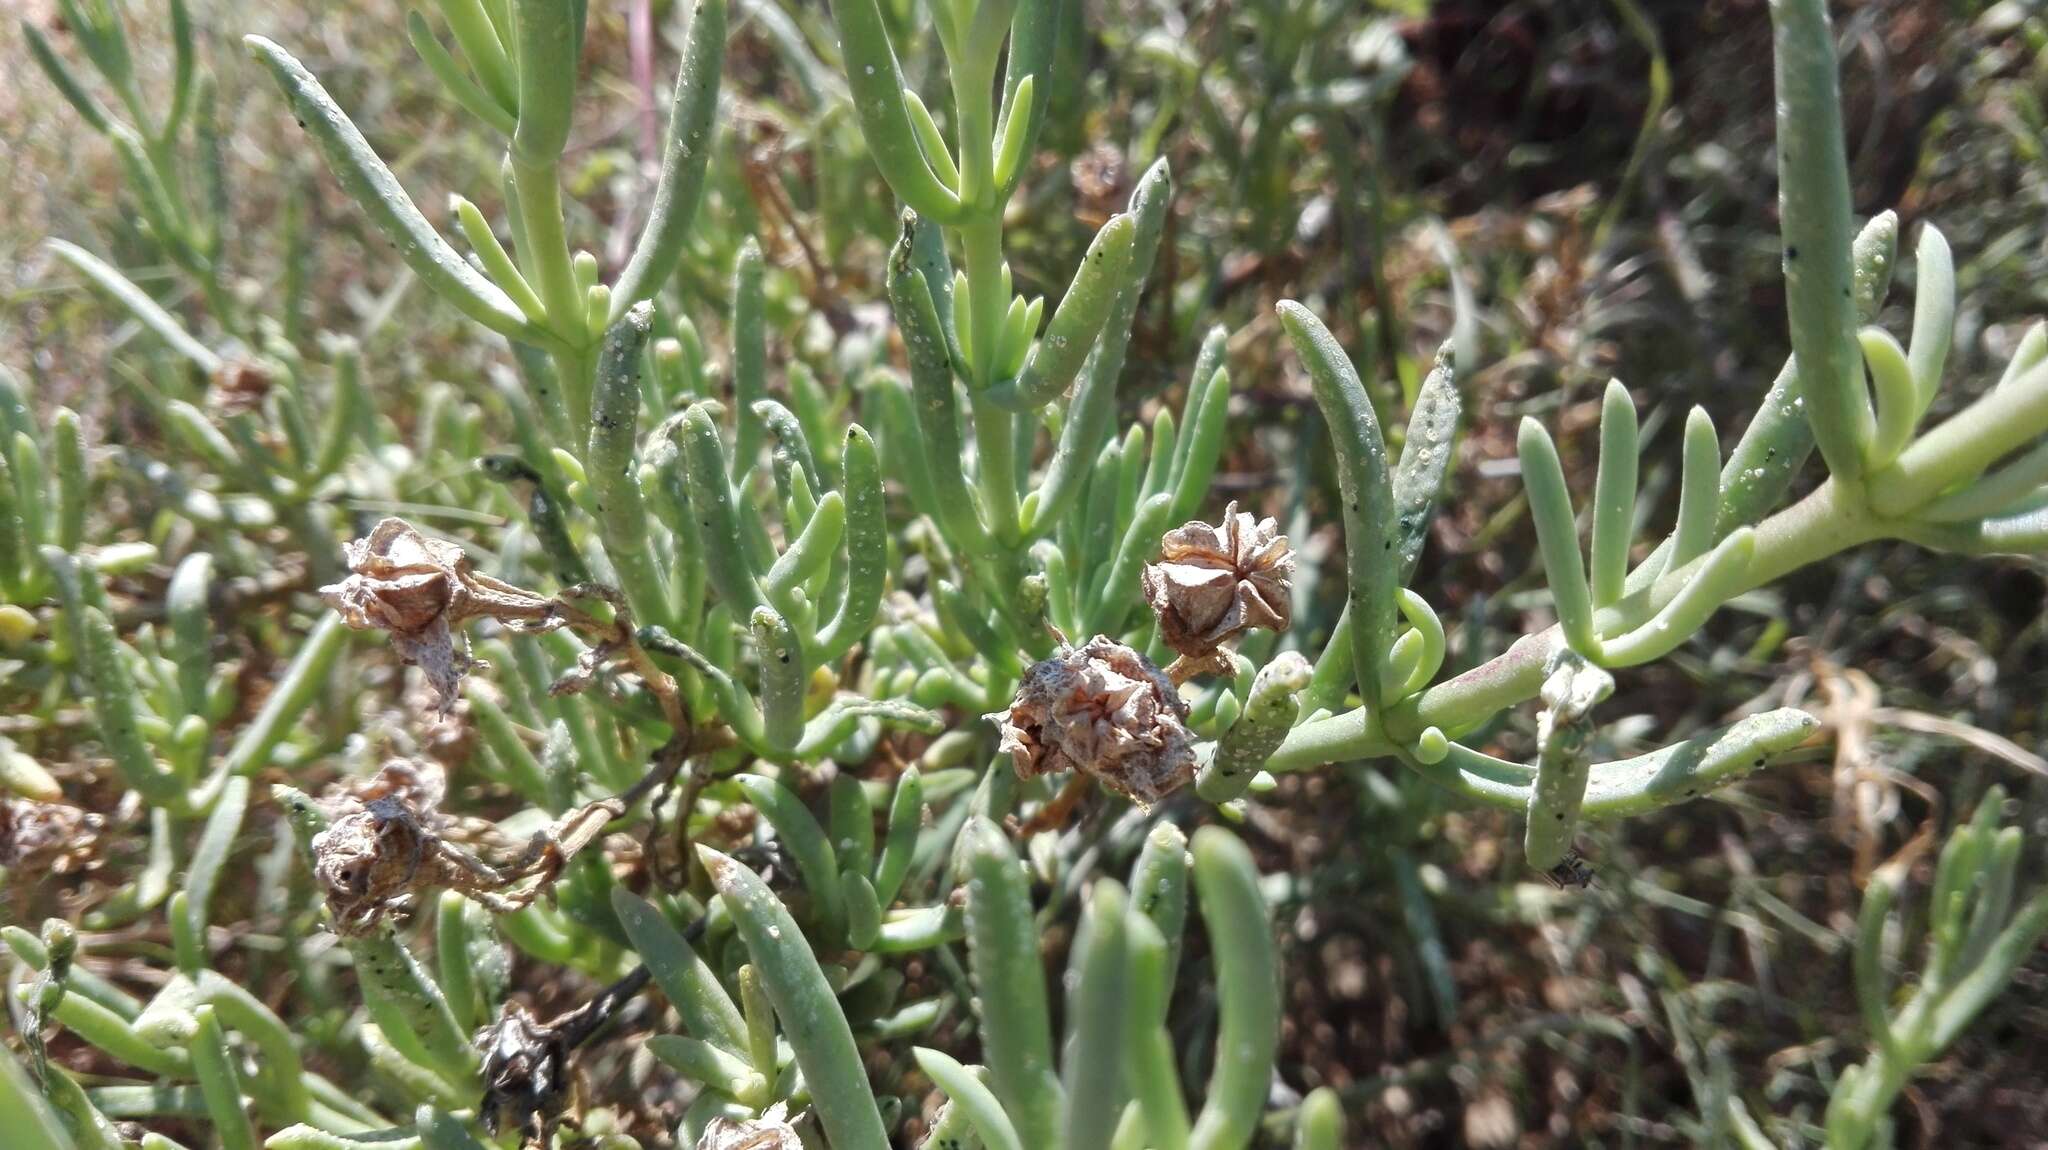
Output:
top-left (963, 226), bottom-right (1021, 540)
top-left (1772, 0), bottom-right (1871, 488)
top-left (1271, 451), bottom-right (1974, 788)
top-left (1825, 795), bottom-right (2048, 1150)
top-left (17, 3), bottom-right (2048, 1147)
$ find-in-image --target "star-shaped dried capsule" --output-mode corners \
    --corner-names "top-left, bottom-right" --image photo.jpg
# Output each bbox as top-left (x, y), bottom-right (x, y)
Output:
top-left (309, 760), bottom-right (451, 934)
top-left (320, 518), bottom-right (560, 713)
top-left (1141, 501), bottom-right (1294, 671)
top-left (987, 635), bottom-right (1197, 807)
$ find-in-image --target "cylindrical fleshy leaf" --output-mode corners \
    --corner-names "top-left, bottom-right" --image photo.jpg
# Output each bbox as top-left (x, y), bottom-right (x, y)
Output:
top-left (1391, 343), bottom-right (1460, 585)
top-left (610, 889), bottom-right (748, 1053)
top-left (698, 846), bottom-right (889, 1150)
top-left (825, 0), bottom-right (964, 220)
top-left (1033, 159), bottom-right (1172, 532)
top-left (1588, 381), bottom-right (1638, 610)
top-left (187, 1007), bottom-right (256, 1150)
top-left (1907, 223), bottom-right (1955, 419)
top-left (1668, 408), bottom-right (1721, 569)
top-left (243, 37), bottom-right (534, 340)
top-left (587, 302), bottom-right (672, 628)
top-left (733, 773), bottom-right (843, 939)
top-left (1186, 827), bottom-right (1279, 1150)
top-left (611, 0), bottom-right (727, 312)
top-left (957, 816), bottom-right (1061, 1146)
top-left (1771, 0), bottom-right (1874, 482)
top-left (1198, 652), bottom-right (1309, 803)
top-left (1279, 301), bottom-right (1399, 709)
top-left (990, 214), bottom-right (1133, 410)
top-left (1515, 419), bottom-right (1600, 659)
top-left (1061, 879), bottom-right (1128, 1150)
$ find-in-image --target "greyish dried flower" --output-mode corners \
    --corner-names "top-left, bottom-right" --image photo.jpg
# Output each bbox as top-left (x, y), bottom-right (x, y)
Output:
top-left (347, 755), bottom-right (449, 811)
top-left (320, 517), bottom-right (560, 713)
top-left (476, 1002), bottom-right (568, 1142)
top-left (987, 636), bottom-right (1197, 807)
top-left (310, 759), bottom-right (625, 934)
top-left (1141, 501), bottom-right (1293, 672)
top-left (0, 797), bottom-right (104, 877)
top-left (697, 1102), bottom-right (802, 1150)
top-left (310, 759), bottom-right (450, 934)
top-left (476, 965), bottom-right (652, 1143)
top-left (208, 357), bottom-right (275, 418)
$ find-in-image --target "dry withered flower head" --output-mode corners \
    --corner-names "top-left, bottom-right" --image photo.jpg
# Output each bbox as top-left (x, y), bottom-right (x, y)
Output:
top-left (475, 965), bottom-right (652, 1144)
top-left (208, 357), bottom-right (274, 418)
top-left (320, 517), bottom-right (559, 713)
top-left (310, 759), bottom-right (448, 933)
top-left (987, 636), bottom-right (1197, 807)
top-left (0, 797), bottom-right (104, 877)
top-left (697, 1102), bottom-right (802, 1149)
top-left (311, 759), bottom-right (624, 934)
top-left (1141, 501), bottom-right (1293, 664)
top-left (476, 1002), bottom-right (568, 1141)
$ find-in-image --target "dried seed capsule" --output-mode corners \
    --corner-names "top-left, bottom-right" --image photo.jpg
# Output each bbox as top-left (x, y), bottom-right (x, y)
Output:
top-left (0, 796), bottom-right (104, 877)
top-left (988, 636), bottom-right (1198, 807)
top-left (208, 357), bottom-right (275, 418)
top-left (1140, 502), bottom-right (1294, 664)
top-left (319, 517), bottom-right (557, 712)
top-left (475, 1003), bottom-right (568, 1140)
top-left (484, 969), bottom-right (669, 1140)
top-left (310, 763), bottom-right (446, 934)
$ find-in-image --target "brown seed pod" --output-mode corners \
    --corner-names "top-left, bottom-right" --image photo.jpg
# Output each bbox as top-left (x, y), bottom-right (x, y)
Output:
top-left (1140, 501), bottom-right (1294, 665)
top-left (309, 782), bottom-right (438, 935)
top-left (0, 797), bottom-right (104, 877)
top-left (208, 357), bottom-right (275, 418)
top-left (476, 1002), bottom-right (570, 1142)
top-left (475, 965), bottom-right (652, 1145)
top-left (310, 759), bottom-right (627, 934)
top-left (987, 636), bottom-right (1197, 807)
top-left (320, 518), bottom-right (560, 713)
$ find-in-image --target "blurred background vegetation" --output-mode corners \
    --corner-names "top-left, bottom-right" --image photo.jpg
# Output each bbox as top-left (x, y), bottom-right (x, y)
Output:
top-left (4, 0), bottom-right (2047, 1145)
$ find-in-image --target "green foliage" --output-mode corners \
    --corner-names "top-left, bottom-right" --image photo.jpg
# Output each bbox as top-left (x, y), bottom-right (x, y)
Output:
top-left (1825, 790), bottom-right (2048, 1149)
top-left (5, 0), bottom-right (2046, 1147)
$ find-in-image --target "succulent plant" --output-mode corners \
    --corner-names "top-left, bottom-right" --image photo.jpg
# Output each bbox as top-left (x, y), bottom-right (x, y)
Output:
top-left (6, 0), bottom-right (2047, 1148)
